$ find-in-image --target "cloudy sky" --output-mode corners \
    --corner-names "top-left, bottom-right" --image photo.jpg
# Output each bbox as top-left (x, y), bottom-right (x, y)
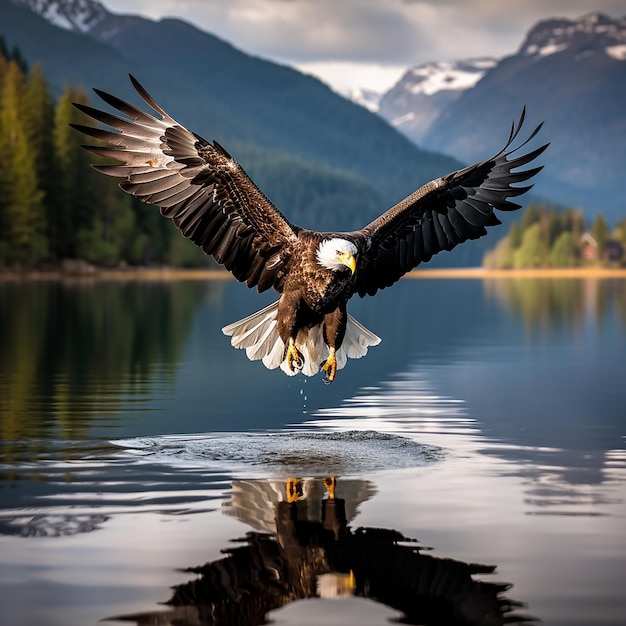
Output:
top-left (99, 0), bottom-right (626, 94)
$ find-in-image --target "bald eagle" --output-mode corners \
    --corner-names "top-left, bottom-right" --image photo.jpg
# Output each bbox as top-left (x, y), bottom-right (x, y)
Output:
top-left (73, 76), bottom-right (547, 383)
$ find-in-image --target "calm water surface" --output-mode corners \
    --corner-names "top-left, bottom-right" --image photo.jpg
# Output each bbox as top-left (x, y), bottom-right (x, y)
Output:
top-left (0, 277), bottom-right (625, 626)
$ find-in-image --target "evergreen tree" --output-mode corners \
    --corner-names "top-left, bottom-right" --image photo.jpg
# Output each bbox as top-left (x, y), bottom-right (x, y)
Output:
top-left (546, 206), bottom-right (561, 249)
top-left (591, 214), bottom-right (609, 259)
top-left (23, 65), bottom-right (54, 190)
top-left (509, 222), bottom-right (522, 250)
top-left (0, 47), bottom-right (8, 84)
top-left (520, 203), bottom-right (543, 233)
top-left (571, 209), bottom-right (586, 245)
top-left (550, 232), bottom-right (576, 267)
top-left (0, 61), bottom-right (47, 264)
top-left (513, 223), bottom-right (545, 268)
top-left (0, 35), bottom-right (8, 60)
top-left (539, 210), bottom-right (552, 251)
top-left (23, 64), bottom-right (55, 252)
top-left (52, 85), bottom-right (94, 258)
top-left (613, 218), bottom-right (626, 247)
top-left (10, 45), bottom-right (28, 74)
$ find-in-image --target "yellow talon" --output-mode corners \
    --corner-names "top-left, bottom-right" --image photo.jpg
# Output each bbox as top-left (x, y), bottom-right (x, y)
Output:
top-left (323, 477), bottom-right (336, 500)
top-left (321, 348), bottom-right (337, 384)
top-left (286, 477), bottom-right (302, 503)
top-left (285, 338), bottom-right (304, 371)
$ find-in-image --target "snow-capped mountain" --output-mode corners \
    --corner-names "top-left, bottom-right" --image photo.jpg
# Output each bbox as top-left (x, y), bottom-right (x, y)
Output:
top-left (347, 86), bottom-right (383, 113)
top-left (419, 12), bottom-right (626, 219)
top-left (377, 58), bottom-right (497, 144)
top-left (520, 12), bottom-right (626, 60)
top-left (365, 12), bottom-right (626, 220)
top-left (13, 0), bottom-right (107, 32)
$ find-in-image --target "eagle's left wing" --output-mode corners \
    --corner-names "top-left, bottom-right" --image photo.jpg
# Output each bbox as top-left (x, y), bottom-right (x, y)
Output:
top-left (350, 109), bottom-right (548, 298)
top-left (72, 75), bottom-right (299, 294)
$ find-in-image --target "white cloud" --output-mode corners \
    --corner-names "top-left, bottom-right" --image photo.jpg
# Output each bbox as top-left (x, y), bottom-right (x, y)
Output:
top-left (295, 61), bottom-right (407, 95)
top-left (99, 0), bottom-right (625, 92)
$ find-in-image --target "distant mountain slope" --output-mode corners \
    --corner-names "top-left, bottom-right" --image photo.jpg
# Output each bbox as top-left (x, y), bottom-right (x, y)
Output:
top-left (419, 13), bottom-right (626, 220)
top-left (2, 0), bottom-right (464, 236)
top-left (14, 0), bottom-right (106, 31)
top-left (0, 0), bottom-right (134, 90)
top-left (378, 58), bottom-right (497, 145)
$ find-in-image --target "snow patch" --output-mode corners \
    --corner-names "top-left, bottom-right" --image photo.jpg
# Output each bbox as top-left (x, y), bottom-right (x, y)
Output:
top-left (525, 41), bottom-right (568, 57)
top-left (522, 12), bottom-right (626, 58)
top-left (391, 112), bottom-right (415, 127)
top-left (13, 0), bottom-right (107, 32)
top-left (540, 42), bottom-right (568, 56)
top-left (606, 44), bottom-right (626, 60)
top-left (348, 87), bottom-right (382, 112)
top-left (403, 58), bottom-right (496, 96)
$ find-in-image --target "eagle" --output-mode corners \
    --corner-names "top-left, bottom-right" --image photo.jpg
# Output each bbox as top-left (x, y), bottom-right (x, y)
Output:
top-left (72, 75), bottom-right (547, 383)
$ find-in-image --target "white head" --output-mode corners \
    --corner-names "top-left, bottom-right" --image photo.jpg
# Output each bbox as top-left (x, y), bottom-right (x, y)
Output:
top-left (316, 238), bottom-right (358, 274)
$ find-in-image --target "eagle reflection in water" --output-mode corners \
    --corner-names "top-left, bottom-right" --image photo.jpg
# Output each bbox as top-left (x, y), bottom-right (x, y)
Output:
top-left (109, 478), bottom-right (535, 626)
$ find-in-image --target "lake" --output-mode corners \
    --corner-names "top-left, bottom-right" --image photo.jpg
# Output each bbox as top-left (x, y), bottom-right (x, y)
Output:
top-left (0, 276), bottom-right (625, 626)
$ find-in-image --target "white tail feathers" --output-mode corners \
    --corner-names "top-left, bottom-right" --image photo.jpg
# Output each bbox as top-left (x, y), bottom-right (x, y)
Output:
top-left (221, 300), bottom-right (381, 377)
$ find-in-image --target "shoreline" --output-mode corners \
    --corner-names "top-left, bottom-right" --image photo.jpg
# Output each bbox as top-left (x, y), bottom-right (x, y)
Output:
top-left (405, 267), bottom-right (626, 279)
top-left (1, 266), bottom-right (626, 282)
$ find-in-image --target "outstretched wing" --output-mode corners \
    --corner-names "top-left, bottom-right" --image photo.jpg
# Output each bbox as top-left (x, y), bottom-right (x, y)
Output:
top-left (72, 75), bottom-right (299, 293)
top-left (351, 109), bottom-right (548, 297)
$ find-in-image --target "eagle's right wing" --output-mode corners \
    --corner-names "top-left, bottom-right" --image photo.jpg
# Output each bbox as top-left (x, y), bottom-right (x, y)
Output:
top-left (350, 109), bottom-right (548, 297)
top-left (72, 75), bottom-right (299, 293)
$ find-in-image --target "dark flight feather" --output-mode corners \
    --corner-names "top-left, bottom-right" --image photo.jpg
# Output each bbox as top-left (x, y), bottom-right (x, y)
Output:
top-left (349, 107), bottom-right (548, 297)
top-left (73, 75), bottom-right (299, 294)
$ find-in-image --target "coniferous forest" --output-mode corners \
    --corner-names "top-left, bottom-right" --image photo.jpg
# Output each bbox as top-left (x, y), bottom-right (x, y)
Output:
top-left (483, 203), bottom-right (626, 269)
top-left (0, 39), bottom-right (208, 269)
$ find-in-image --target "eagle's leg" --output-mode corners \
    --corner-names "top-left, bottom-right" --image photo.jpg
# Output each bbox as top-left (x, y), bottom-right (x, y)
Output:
top-left (277, 293), bottom-right (305, 372)
top-left (321, 306), bottom-right (347, 384)
top-left (285, 337), bottom-right (304, 372)
top-left (321, 348), bottom-right (337, 384)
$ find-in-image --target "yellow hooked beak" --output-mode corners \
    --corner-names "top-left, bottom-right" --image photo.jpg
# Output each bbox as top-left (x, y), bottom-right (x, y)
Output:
top-left (338, 252), bottom-right (357, 274)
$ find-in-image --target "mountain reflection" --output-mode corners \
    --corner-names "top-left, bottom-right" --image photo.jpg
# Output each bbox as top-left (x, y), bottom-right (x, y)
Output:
top-left (483, 277), bottom-right (626, 334)
top-left (0, 281), bottom-right (208, 447)
top-left (110, 477), bottom-right (534, 626)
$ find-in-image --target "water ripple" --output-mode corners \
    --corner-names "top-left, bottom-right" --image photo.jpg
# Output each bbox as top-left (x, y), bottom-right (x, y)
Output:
top-left (113, 429), bottom-right (443, 477)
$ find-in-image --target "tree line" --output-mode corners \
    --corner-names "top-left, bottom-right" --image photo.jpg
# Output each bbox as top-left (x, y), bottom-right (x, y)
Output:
top-left (483, 203), bottom-right (626, 269)
top-left (0, 40), bottom-right (204, 269)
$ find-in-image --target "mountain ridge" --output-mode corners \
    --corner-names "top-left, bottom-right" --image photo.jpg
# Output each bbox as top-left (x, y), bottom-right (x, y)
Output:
top-left (375, 12), bottom-right (626, 221)
top-left (14, 0), bottom-right (107, 32)
top-left (378, 57), bottom-right (497, 145)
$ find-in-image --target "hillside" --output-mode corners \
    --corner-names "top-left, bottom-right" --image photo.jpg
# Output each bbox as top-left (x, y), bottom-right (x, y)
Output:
top-left (371, 13), bottom-right (626, 223)
top-left (419, 13), bottom-right (626, 221)
top-left (378, 58), bottom-right (497, 145)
